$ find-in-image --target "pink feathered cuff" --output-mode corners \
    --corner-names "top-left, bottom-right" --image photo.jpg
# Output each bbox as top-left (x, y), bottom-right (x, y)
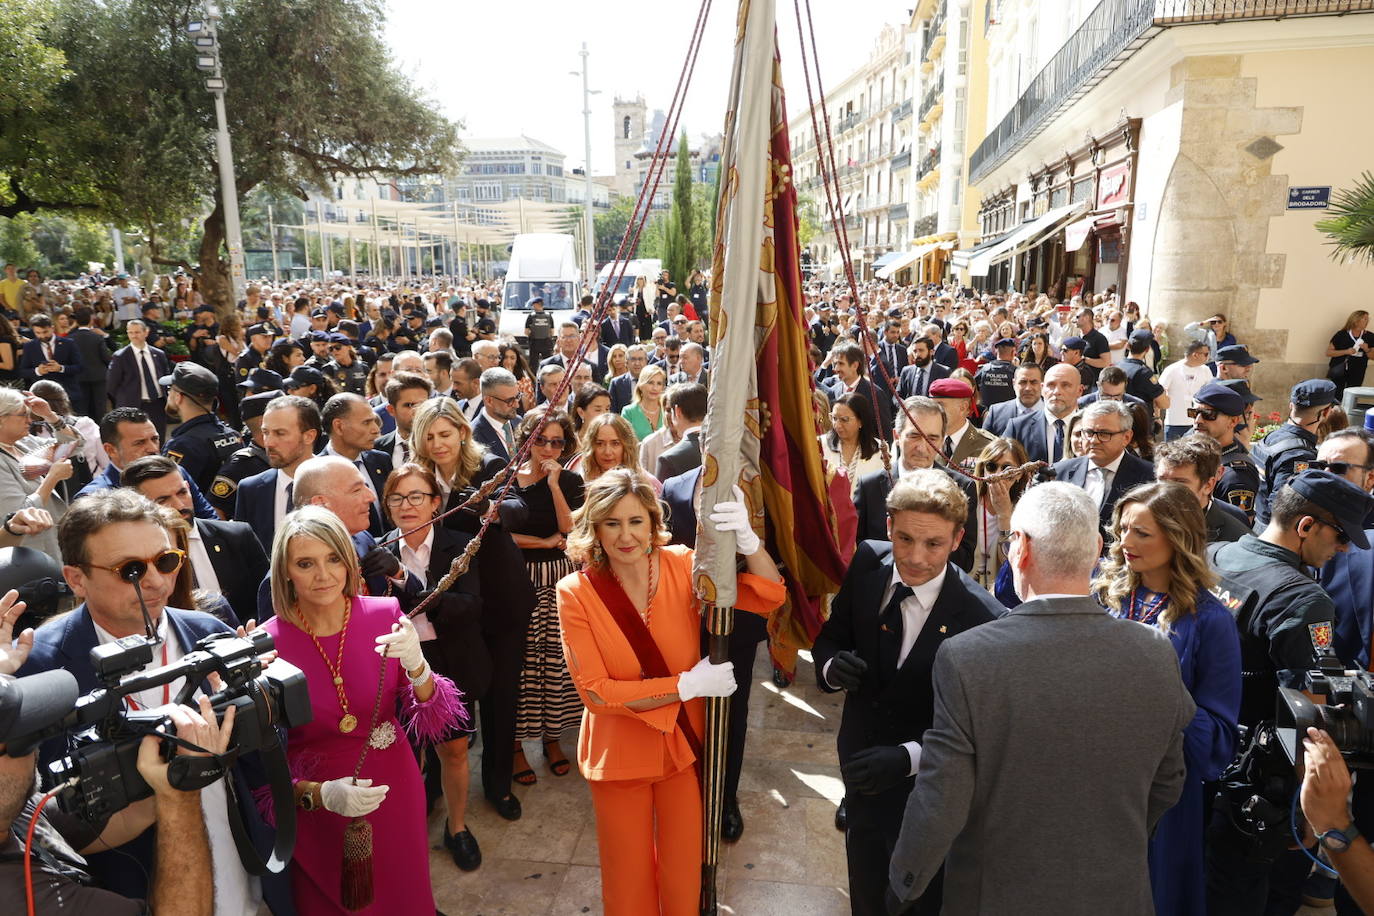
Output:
top-left (400, 672), bottom-right (468, 745)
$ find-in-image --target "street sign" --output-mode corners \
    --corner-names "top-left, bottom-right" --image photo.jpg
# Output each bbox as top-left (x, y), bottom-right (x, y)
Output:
top-left (1287, 186), bottom-right (1331, 210)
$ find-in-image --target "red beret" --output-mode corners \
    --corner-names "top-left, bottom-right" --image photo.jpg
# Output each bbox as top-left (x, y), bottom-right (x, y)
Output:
top-left (929, 378), bottom-right (975, 399)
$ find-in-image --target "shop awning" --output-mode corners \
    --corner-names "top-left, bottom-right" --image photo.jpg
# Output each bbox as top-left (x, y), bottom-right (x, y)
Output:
top-left (951, 230), bottom-right (1013, 271)
top-left (1064, 210), bottom-right (1123, 251)
top-left (968, 201), bottom-right (1087, 277)
top-left (876, 242), bottom-right (939, 279)
top-left (871, 251), bottom-right (903, 271)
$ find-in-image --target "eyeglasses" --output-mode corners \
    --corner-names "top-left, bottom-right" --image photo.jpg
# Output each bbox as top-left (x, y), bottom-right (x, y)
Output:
top-left (1311, 517), bottom-right (1352, 546)
top-left (1079, 428), bottom-right (1126, 441)
top-left (84, 548), bottom-right (186, 582)
top-left (830, 414), bottom-right (855, 424)
top-left (1186, 406), bottom-right (1220, 422)
top-left (1311, 460), bottom-right (1374, 476)
top-left (532, 435), bottom-right (566, 450)
top-left (385, 491), bottom-right (436, 508)
top-left (487, 394), bottom-right (520, 407)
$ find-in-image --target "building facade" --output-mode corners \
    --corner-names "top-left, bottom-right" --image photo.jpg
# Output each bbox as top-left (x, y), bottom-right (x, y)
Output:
top-left (613, 95), bottom-right (722, 209)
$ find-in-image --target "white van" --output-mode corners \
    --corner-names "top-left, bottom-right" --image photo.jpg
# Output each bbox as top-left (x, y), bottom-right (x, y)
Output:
top-left (499, 233), bottom-right (580, 343)
top-left (593, 258), bottom-right (662, 304)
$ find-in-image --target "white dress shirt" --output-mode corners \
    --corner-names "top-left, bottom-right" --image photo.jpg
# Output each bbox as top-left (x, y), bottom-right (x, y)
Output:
top-left (185, 522), bottom-right (221, 595)
top-left (1043, 408), bottom-right (1069, 462)
top-left (398, 528), bottom-right (438, 641)
top-left (273, 469), bottom-right (295, 525)
top-left (1084, 450), bottom-right (1127, 508)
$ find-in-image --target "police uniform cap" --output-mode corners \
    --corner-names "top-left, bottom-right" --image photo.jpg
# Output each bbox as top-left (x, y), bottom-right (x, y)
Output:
top-left (1285, 469), bottom-right (1374, 550)
top-left (239, 391), bottom-right (278, 423)
top-left (284, 366), bottom-right (326, 389)
top-left (311, 308), bottom-right (327, 319)
top-left (238, 367), bottom-right (284, 390)
top-left (246, 323), bottom-right (272, 338)
top-left (929, 378), bottom-right (975, 399)
top-left (306, 330), bottom-right (330, 342)
top-left (327, 302), bottom-right (345, 315)
top-left (1128, 328), bottom-right (1154, 343)
top-left (157, 361), bottom-right (219, 400)
top-left (1291, 378), bottom-right (1337, 408)
top-left (1217, 378), bottom-right (1262, 404)
top-left (1217, 345), bottom-right (1258, 366)
top-left (994, 337), bottom-right (1016, 349)
top-left (1193, 381), bottom-right (1246, 417)
top-left (327, 332), bottom-right (352, 346)
top-left (193, 306), bottom-right (216, 315)
top-left (1061, 336), bottom-right (1087, 351)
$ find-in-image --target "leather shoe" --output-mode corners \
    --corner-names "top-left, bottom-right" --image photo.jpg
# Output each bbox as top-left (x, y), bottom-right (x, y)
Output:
top-left (834, 798), bottom-right (847, 832)
top-left (487, 792), bottom-right (522, 822)
top-left (722, 796), bottom-right (744, 842)
top-left (443, 822), bottom-right (482, 871)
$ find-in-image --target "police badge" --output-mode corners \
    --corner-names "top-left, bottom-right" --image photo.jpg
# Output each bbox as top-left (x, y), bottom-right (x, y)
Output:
top-left (1309, 621), bottom-right (1334, 652)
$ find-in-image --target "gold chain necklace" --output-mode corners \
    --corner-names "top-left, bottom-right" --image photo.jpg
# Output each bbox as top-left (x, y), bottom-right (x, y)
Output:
top-left (610, 552), bottom-right (658, 625)
top-left (301, 598), bottom-right (358, 733)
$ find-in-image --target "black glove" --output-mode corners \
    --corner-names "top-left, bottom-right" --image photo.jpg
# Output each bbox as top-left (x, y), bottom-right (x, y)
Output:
top-left (359, 546), bottom-right (401, 581)
top-left (842, 745), bottom-right (911, 795)
top-left (885, 885), bottom-right (915, 916)
top-left (828, 650), bottom-right (868, 691)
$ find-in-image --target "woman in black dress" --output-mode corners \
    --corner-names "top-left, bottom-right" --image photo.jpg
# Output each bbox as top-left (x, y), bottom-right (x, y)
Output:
top-left (1326, 309), bottom-right (1374, 395)
top-left (502, 406), bottom-right (585, 785)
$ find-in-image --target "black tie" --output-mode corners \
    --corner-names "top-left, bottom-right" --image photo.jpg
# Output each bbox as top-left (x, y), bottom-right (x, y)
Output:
top-left (879, 584), bottom-right (914, 678)
top-left (915, 368), bottom-right (925, 395)
top-left (283, 481), bottom-right (293, 518)
top-left (943, 436), bottom-right (954, 460)
top-left (1053, 419), bottom-right (1065, 463)
top-left (138, 349), bottom-right (159, 402)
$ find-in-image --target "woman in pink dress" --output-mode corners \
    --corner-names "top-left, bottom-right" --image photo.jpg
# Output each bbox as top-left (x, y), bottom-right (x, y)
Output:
top-left (263, 506), bottom-right (465, 915)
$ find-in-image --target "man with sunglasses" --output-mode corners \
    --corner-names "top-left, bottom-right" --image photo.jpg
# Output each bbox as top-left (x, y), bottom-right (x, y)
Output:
top-left (1189, 381), bottom-right (1261, 523)
top-left (18, 489), bottom-right (292, 916)
top-left (1206, 470), bottom-right (1374, 916)
top-left (1252, 379), bottom-right (1337, 530)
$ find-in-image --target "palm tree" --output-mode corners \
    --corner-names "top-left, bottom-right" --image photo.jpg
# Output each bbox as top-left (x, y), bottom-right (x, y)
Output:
top-left (1316, 172), bottom-right (1374, 265)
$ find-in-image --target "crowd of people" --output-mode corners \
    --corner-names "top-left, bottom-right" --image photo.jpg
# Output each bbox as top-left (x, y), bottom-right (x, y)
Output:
top-left (0, 264), bottom-right (1372, 916)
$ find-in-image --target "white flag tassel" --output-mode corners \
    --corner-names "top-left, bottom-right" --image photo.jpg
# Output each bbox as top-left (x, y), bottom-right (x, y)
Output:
top-left (693, 0), bottom-right (776, 610)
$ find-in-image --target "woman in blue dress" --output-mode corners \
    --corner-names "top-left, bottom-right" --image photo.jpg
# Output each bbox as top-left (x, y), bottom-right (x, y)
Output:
top-left (1093, 480), bottom-right (1242, 916)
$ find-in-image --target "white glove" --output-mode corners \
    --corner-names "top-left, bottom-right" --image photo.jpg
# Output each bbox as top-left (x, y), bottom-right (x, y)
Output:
top-left (320, 777), bottom-right (389, 817)
top-left (707, 485), bottom-right (761, 556)
top-left (375, 616), bottom-right (426, 673)
top-left (677, 656), bottom-right (737, 701)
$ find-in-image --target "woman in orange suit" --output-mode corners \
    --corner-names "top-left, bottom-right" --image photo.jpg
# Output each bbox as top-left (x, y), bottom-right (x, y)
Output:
top-left (557, 468), bottom-right (785, 915)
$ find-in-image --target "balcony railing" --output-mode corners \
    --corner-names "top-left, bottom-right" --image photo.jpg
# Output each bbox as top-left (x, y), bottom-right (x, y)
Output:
top-left (891, 149), bottom-right (912, 170)
top-left (968, 0), bottom-right (1374, 183)
top-left (922, 2), bottom-right (948, 60)
top-left (894, 99), bottom-right (913, 122)
top-left (835, 110), bottom-right (865, 133)
top-left (889, 202), bottom-right (909, 221)
top-left (918, 74), bottom-right (945, 122)
top-left (912, 213), bottom-right (938, 237)
top-left (916, 146), bottom-right (941, 180)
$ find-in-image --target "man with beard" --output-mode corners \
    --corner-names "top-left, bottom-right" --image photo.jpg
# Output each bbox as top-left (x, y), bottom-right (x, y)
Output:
top-left (158, 362), bottom-right (242, 499)
top-left (896, 337), bottom-right (951, 399)
top-left (208, 392), bottom-right (275, 516)
top-left (233, 395), bottom-right (322, 551)
top-left (1004, 363), bottom-right (1082, 465)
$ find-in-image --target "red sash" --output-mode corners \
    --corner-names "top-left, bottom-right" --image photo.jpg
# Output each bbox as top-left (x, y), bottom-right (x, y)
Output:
top-left (582, 565), bottom-right (704, 778)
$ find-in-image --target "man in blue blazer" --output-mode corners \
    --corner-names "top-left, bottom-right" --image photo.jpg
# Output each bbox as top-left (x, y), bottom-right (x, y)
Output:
top-left (74, 406), bottom-right (218, 519)
top-left (1003, 362), bottom-right (1081, 464)
top-left (470, 368), bottom-right (522, 462)
top-left (981, 364), bottom-right (1043, 438)
top-left (106, 319), bottom-right (172, 436)
top-left (608, 346), bottom-right (648, 413)
top-left (1050, 400), bottom-right (1156, 534)
top-left (599, 305), bottom-right (636, 348)
top-left (234, 396), bottom-right (321, 552)
top-left (20, 315), bottom-right (84, 412)
top-left (18, 489), bottom-right (294, 914)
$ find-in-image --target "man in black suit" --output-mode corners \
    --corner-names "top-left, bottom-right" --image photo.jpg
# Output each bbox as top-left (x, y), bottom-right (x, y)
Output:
top-left (981, 363), bottom-right (1043, 437)
top-left (1051, 400), bottom-right (1156, 535)
top-left (814, 470), bottom-right (1001, 916)
top-left (873, 320), bottom-right (909, 381)
top-left (655, 382), bottom-right (707, 481)
top-left (321, 392), bottom-right (392, 536)
top-left (20, 314), bottom-right (84, 413)
top-left (539, 320), bottom-right (611, 377)
top-left (854, 396), bottom-right (977, 573)
top-left (471, 367), bottom-right (522, 462)
top-left (608, 345), bottom-right (648, 413)
top-left (666, 342), bottom-right (710, 389)
top-left (122, 454), bottom-right (269, 625)
top-left (896, 337), bottom-right (951, 400)
top-left (375, 370), bottom-right (434, 467)
top-left (106, 318), bottom-right (172, 437)
top-left (1004, 362), bottom-right (1081, 465)
top-left (599, 303), bottom-right (636, 348)
top-left (825, 340), bottom-right (892, 439)
top-left (922, 322), bottom-right (959, 373)
top-left (68, 306), bottom-right (113, 417)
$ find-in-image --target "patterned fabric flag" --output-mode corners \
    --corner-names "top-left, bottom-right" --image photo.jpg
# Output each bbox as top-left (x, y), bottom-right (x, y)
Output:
top-left (694, 0), bottom-right (854, 675)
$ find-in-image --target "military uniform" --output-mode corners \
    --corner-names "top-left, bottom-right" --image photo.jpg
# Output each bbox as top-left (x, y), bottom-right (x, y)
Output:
top-left (208, 443), bottom-right (269, 517)
top-left (1215, 440), bottom-right (1261, 522)
top-left (1251, 422), bottom-right (1317, 528)
top-left (164, 412), bottom-right (243, 497)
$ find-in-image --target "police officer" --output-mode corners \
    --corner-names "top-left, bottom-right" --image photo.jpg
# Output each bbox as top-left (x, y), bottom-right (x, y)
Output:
top-left (207, 391), bottom-right (275, 516)
top-left (1205, 470), bottom-right (1374, 916)
top-left (1119, 329), bottom-right (1167, 410)
top-left (524, 296), bottom-right (555, 363)
top-left (1216, 343), bottom-right (1258, 381)
top-left (303, 330), bottom-right (333, 369)
top-left (234, 323), bottom-right (273, 381)
top-left (1215, 377), bottom-right (1262, 449)
top-left (1251, 379), bottom-right (1336, 528)
top-left (324, 333), bottom-right (369, 395)
top-left (238, 367), bottom-right (285, 397)
top-left (158, 362), bottom-right (243, 498)
top-left (972, 337), bottom-right (1017, 409)
top-left (1189, 380), bottom-right (1261, 522)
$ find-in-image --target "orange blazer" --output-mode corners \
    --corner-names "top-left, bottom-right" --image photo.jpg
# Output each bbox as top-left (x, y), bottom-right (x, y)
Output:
top-left (557, 544), bottom-right (786, 782)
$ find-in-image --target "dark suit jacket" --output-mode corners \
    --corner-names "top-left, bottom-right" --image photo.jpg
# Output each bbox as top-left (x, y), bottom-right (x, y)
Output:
top-left (233, 467), bottom-right (282, 552)
top-left (358, 448), bottom-right (393, 536)
top-left (825, 376), bottom-right (893, 440)
top-left (896, 361), bottom-right (952, 399)
top-left (853, 467), bottom-right (977, 573)
top-left (68, 327), bottom-right (113, 382)
top-left (667, 368), bottom-right (710, 389)
top-left (872, 341), bottom-right (910, 380)
top-left (471, 412), bottom-right (511, 462)
top-left (933, 341), bottom-right (959, 370)
top-left (600, 315), bottom-right (636, 348)
top-left (106, 344), bottom-right (171, 408)
top-left (443, 452), bottom-right (535, 638)
top-left (981, 398), bottom-right (1039, 438)
top-left (1051, 452), bottom-right (1157, 530)
top-left (655, 429), bottom-right (702, 481)
top-left (19, 336), bottom-right (82, 389)
top-left (540, 345), bottom-right (611, 373)
top-left (18, 606), bottom-right (294, 915)
top-left (1004, 409), bottom-right (1061, 465)
top-left (196, 517), bottom-right (269, 624)
top-left (608, 372), bottom-right (635, 414)
top-left (812, 541), bottom-right (1001, 826)
top-left (1322, 538), bottom-right (1374, 669)
top-left (661, 466), bottom-right (702, 547)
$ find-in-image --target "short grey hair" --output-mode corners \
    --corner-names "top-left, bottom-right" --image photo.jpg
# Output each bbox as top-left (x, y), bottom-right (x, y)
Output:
top-left (537, 362), bottom-right (565, 385)
top-left (291, 455), bottom-right (358, 509)
top-left (472, 339), bottom-right (500, 359)
top-left (1010, 482), bottom-right (1100, 577)
top-left (0, 388), bottom-right (23, 416)
top-left (480, 367), bottom-right (517, 392)
top-left (1083, 399), bottom-right (1133, 430)
top-left (894, 395), bottom-right (946, 436)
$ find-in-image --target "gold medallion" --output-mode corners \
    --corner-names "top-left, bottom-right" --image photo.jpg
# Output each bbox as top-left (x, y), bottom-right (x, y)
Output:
top-left (339, 714), bottom-right (358, 733)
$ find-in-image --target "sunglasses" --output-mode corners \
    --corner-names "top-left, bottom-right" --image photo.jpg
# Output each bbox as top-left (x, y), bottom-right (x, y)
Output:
top-left (1310, 460), bottom-right (1374, 477)
top-left (85, 548), bottom-right (186, 582)
top-left (532, 435), bottom-right (566, 450)
top-left (329, 344), bottom-right (348, 351)
top-left (1311, 517), bottom-right (1352, 546)
top-left (1186, 406), bottom-right (1220, 422)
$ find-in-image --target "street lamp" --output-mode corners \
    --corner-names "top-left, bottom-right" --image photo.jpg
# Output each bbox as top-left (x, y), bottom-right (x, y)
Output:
top-left (187, 3), bottom-right (246, 309)
top-left (571, 44), bottom-right (601, 291)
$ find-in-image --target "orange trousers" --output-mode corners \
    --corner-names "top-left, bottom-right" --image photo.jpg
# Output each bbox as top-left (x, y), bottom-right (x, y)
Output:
top-left (588, 763), bottom-right (702, 916)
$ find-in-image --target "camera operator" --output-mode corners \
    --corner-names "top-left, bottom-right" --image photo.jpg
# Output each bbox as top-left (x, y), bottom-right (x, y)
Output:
top-left (1206, 469), bottom-right (1374, 915)
top-left (1301, 728), bottom-right (1374, 915)
top-left (1, 591), bottom-right (228, 915)
top-left (16, 489), bottom-right (292, 915)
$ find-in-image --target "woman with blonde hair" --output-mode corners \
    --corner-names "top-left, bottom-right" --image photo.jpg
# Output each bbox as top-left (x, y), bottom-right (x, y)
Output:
top-left (1092, 481), bottom-right (1240, 916)
top-left (557, 469), bottom-right (783, 915)
top-left (264, 506), bottom-right (463, 914)
top-left (1327, 309), bottom-right (1374, 394)
top-left (579, 411), bottom-right (660, 493)
top-left (622, 364), bottom-right (667, 441)
top-left (604, 344), bottom-right (629, 388)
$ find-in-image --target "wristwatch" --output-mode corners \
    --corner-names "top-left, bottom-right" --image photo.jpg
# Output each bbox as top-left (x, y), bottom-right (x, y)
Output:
top-left (1318, 821), bottom-right (1361, 853)
top-left (298, 781), bottom-right (321, 811)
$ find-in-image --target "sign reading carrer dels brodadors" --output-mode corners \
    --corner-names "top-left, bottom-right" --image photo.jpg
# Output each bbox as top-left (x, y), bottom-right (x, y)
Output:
top-left (1287, 186), bottom-right (1331, 210)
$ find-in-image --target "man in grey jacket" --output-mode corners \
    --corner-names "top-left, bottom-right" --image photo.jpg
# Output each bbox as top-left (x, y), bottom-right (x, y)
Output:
top-left (886, 482), bottom-right (1194, 915)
